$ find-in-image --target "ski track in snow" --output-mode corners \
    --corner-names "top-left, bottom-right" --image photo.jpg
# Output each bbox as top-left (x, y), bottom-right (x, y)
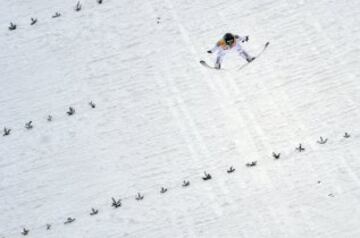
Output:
top-left (0, 0), bottom-right (360, 237)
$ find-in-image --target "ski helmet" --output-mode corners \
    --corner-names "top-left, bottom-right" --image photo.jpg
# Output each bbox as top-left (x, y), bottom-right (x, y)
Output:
top-left (224, 33), bottom-right (235, 45)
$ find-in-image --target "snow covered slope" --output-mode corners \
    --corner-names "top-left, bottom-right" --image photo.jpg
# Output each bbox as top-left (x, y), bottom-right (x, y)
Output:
top-left (1, 0), bottom-right (360, 237)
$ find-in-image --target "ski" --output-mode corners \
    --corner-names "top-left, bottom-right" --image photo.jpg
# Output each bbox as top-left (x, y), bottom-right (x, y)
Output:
top-left (199, 60), bottom-right (216, 69)
top-left (236, 41), bottom-right (269, 71)
top-left (200, 41), bottom-right (270, 71)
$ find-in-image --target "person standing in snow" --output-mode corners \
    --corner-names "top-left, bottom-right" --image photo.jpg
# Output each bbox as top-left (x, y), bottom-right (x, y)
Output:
top-left (207, 33), bottom-right (255, 69)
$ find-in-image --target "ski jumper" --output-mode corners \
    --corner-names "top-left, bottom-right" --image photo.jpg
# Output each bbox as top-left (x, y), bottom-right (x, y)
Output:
top-left (210, 35), bottom-right (252, 66)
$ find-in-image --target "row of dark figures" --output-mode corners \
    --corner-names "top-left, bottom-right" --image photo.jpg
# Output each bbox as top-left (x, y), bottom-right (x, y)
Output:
top-left (7, 0), bottom-right (163, 32)
top-left (18, 168), bottom-right (237, 236)
top-left (21, 217), bottom-right (77, 235)
top-left (8, 135), bottom-right (354, 236)
top-left (20, 216), bottom-right (78, 235)
top-left (2, 101), bottom-right (96, 137)
top-left (7, 0), bottom-right (104, 31)
top-left (16, 132), bottom-right (353, 236)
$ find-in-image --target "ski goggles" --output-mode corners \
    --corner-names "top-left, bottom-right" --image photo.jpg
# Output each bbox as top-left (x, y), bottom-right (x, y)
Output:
top-left (225, 39), bottom-right (234, 45)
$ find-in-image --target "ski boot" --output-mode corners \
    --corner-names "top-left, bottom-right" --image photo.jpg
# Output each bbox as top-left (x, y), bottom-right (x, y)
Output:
top-left (215, 62), bottom-right (221, 70)
top-left (246, 57), bottom-right (256, 63)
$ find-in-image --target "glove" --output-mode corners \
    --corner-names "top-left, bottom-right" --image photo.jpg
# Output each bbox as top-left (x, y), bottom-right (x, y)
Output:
top-left (207, 50), bottom-right (212, 54)
top-left (242, 36), bottom-right (249, 42)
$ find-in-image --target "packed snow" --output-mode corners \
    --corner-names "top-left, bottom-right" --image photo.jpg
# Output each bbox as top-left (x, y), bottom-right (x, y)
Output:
top-left (1, 0), bottom-right (360, 237)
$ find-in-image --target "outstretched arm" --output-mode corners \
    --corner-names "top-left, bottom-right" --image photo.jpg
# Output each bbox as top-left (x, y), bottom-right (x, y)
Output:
top-left (208, 46), bottom-right (218, 53)
top-left (235, 34), bottom-right (249, 42)
top-left (207, 40), bottom-right (222, 54)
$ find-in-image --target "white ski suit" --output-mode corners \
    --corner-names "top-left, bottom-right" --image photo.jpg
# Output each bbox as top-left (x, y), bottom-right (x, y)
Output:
top-left (210, 34), bottom-right (252, 67)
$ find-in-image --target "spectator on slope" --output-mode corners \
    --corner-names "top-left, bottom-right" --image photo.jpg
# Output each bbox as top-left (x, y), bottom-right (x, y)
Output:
top-left (207, 32), bottom-right (255, 69)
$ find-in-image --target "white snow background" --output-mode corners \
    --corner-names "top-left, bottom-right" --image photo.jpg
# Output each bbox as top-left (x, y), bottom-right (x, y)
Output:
top-left (1, 0), bottom-right (360, 237)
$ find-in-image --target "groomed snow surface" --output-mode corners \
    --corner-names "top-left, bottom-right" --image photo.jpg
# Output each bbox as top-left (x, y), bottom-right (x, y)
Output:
top-left (1, 0), bottom-right (360, 237)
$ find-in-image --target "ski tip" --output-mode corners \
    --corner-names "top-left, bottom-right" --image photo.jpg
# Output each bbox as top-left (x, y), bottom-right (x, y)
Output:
top-left (265, 42), bottom-right (270, 47)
